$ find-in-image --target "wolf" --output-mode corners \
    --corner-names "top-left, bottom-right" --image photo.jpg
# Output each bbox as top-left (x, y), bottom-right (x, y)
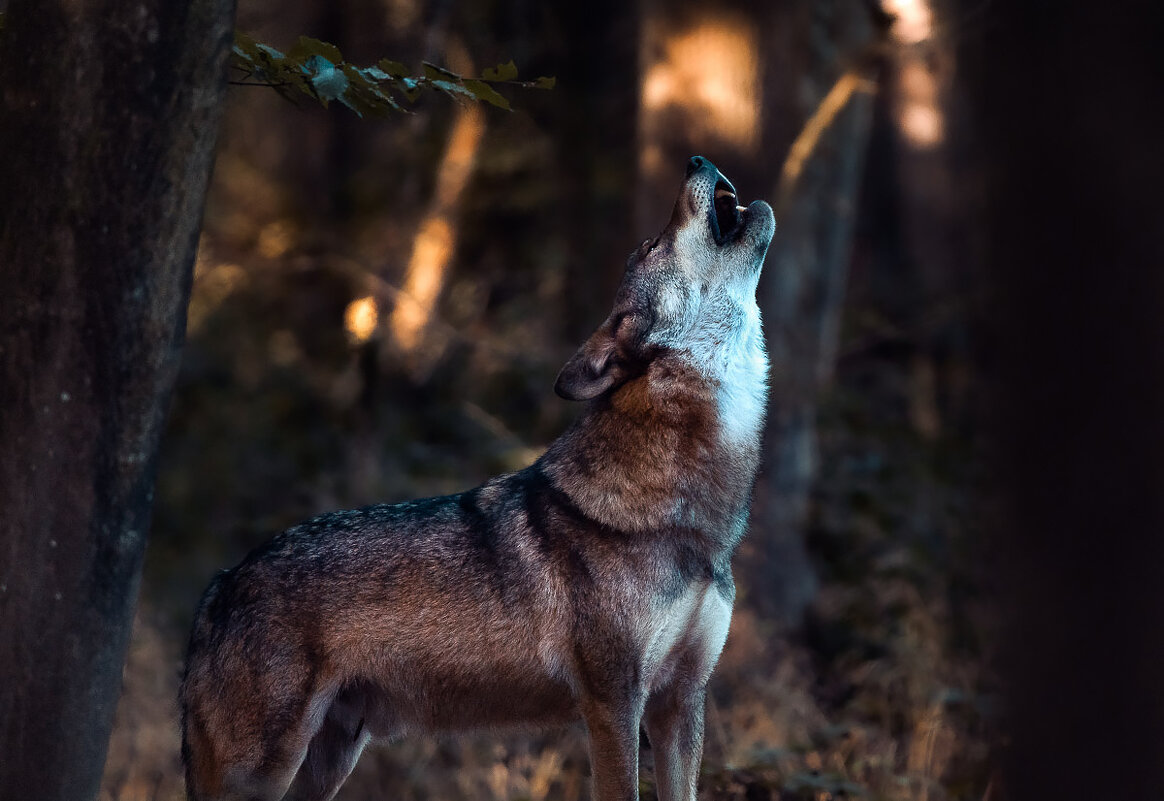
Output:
top-left (180, 155), bottom-right (775, 801)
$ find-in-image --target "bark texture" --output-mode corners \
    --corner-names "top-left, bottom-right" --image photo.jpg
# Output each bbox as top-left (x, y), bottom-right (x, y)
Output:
top-left (0, 1), bottom-right (234, 798)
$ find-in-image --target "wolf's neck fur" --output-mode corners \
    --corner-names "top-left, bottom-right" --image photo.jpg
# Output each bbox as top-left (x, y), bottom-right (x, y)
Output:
top-left (540, 351), bottom-right (764, 539)
top-left (686, 300), bottom-right (769, 449)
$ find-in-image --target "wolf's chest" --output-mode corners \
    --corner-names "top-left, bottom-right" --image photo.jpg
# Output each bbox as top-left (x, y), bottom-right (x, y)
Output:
top-left (640, 581), bottom-right (733, 692)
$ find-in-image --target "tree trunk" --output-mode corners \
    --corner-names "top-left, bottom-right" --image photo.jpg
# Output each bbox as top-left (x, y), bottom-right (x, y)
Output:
top-left (958, 1), bottom-right (1164, 797)
top-left (749, 2), bottom-right (879, 624)
top-left (0, 1), bottom-right (234, 798)
top-left (557, 0), bottom-right (640, 341)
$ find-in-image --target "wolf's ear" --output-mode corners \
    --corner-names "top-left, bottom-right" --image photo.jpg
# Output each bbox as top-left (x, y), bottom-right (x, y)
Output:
top-left (554, 321), bottom-right (628, 401)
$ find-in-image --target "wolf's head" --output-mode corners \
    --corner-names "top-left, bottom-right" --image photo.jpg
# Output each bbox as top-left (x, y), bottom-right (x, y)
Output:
top-left (555, 156), bottom-right (774, 444)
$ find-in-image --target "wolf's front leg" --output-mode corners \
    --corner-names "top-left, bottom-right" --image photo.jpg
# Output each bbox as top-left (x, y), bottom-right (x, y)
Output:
top-left (581, 694), bottom-right (645, 801)
top-left (644, 686), bottom-right (706, 801)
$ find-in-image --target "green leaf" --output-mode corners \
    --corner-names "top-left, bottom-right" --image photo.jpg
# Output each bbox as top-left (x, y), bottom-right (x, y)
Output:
top-left (377, 59), bottom-right (409, 78)
top-left (256, 43), bottom-right (285, 60)
top-left (372, 87), bottom-right (402, 113)
top-left (482, 60), bottom-right (519, 82)
top-left (360, 66), bottom-right (391, 82)
top-left (288, 36), bottom-right (343, 66)
top-left (231, 33), bottom-right (300, 86)
top-left (398, 77), bottom-right (421, 102)
top-left (431, 79), bottom-right (475, 100)
top-left (225, 31), bottom-right (548, 114)
top-left (338, 97), bottom-right (363, 118)
top-left (423, 62), bottom-right (461, 81)
top-left (341, 64), bottom-right (400, 115)
top-left (302, 55), bottom-right (349, 103)
top-left (232, 30), bottom-right (262, 61)
top-left (463, 79), bottom-right (511, 110)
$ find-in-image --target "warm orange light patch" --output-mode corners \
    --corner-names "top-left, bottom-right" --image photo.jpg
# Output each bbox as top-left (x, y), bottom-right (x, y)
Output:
top-left (901, 102), bottom-right (943, 148)
top-left (382, 0), bottom-right (419, 29)
top-left (883, 0), bottom-right (934, 44)
top-left (640, 17), bottom-right (760, 152)
top-left (187, 262), bottom-right (247, 334)
top-left (433, 105), bottom-right (484, 209)
top-left (778, 71), bottom-right (877, 212)
top-left (883, 0), bottom-right (943, 149)
top-left (256, 220), bottom-right (294, 259)
top-left (389, 103), bottom-right (484, 351)
top-left (344, 295), bottom-right (380, 345)
top-left (899, 60), bottom-right (943, 147)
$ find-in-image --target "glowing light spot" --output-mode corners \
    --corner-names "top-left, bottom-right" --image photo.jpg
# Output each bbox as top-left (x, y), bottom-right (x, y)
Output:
top-left (897, 57), bottom-right (943, 148)
top-left (187, 263), bottom-right (248, 334)
top-left (383, 0), bottom-right (419, 29)
top-left (344, 296), bottom-right (380, 344)
top-left (882, 1), bottom-right (944, 149)
top-left (901, 102), bottom-right (943, 147)
top-left (640, 17), bottom-right (760, 152)
top-left (256, 220), bottom-right (294, 258)
top-left (883, 0), bottom-right (934, 44)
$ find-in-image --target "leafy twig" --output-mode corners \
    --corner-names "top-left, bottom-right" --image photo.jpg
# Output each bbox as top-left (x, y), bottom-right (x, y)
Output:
top-left (230, 33), bottom-right (555, 117)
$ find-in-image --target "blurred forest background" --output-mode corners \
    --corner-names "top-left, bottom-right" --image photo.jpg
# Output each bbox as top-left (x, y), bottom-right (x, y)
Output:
top-left (97, 0), bottom-right (993, 799)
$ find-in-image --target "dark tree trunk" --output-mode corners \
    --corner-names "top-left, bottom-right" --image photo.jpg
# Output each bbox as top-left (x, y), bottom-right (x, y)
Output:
top-left (958, 1), bottom-right (1164, 797)
top-left (556, 0), bottom-right (640, 341)
top-left (748, 2), bottom-right (879, 624)
top-left (0, 1), bottom-right (234, 798)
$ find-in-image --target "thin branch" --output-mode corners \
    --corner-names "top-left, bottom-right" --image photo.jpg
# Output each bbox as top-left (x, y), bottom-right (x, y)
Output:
top-left (776, 70), bottom-right (878, 215)
top-left (228, 80), bottom-right (293, 87)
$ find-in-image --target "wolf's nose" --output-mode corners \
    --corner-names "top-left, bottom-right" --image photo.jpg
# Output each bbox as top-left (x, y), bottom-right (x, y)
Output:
top-left (686, 156), bottom-right (708, 177)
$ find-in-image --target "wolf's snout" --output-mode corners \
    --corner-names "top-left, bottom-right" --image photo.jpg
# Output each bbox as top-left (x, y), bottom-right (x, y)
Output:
top-left (681, 156), bottom-right (756, 246)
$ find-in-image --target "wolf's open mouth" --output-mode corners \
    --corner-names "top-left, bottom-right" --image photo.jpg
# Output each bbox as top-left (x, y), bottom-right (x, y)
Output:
top-left (711, 176), bottom-right (747, 245)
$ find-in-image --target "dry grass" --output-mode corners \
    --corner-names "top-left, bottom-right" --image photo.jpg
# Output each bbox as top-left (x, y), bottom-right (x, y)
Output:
top-left (100, 609), bottom-right (184, 801)
top-left (101, 580), bottom-right (991, 801)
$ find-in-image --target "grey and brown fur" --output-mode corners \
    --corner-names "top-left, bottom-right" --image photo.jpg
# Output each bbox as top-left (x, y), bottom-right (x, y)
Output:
top-left (180, 156), bottom-right (776, 801)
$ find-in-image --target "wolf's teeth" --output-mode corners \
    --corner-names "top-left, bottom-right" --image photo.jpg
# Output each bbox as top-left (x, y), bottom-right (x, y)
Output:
top-left (715, 188), bottom-right (736, 201)
top-left (736, 205), bottom-right (747, 212)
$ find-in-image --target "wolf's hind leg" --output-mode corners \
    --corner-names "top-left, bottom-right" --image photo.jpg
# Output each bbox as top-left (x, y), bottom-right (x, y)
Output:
top-left (183, 709), bottom-right (315, 801)
top-left (182, 724), bottom-right (306, 801)
top-left (285, 689), bottom-right (373, 801)
top-left (182, 670), bottom-right (335, 801)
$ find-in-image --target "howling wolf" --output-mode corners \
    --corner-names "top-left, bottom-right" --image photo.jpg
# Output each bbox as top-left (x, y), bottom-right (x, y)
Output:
top-left (181, 155), bottom-right (775, 801)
